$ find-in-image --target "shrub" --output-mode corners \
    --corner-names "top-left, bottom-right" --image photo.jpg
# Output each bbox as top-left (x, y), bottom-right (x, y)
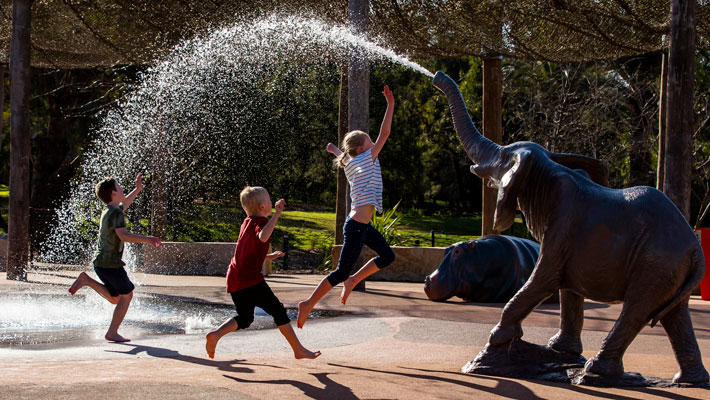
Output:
top-left (371, 200), bottom-right (405, 245)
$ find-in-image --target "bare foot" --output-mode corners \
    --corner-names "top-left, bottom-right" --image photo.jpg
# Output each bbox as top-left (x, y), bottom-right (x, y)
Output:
top-left (297, 301), bottom-right (311, 329)
top-left (69, 272), bottom-right (88, 295)
top-left (105, 333), bottom-right (130, 342)
top-left (341, 277), bottom-right (355, 305)
top-left (294, 349), bottom-right (321, 360)
top-left (205, 332), bottom-right (218, 359)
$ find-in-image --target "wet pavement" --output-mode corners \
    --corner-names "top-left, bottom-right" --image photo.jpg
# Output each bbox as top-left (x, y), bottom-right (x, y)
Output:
top-left (1, 270), bottom-right (709, 399)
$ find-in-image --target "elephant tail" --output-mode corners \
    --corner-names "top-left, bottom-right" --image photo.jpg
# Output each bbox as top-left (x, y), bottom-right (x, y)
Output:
top-left (650, 246), bottom-right (705, 327)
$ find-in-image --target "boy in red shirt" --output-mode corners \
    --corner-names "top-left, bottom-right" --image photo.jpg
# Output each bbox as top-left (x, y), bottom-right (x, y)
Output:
top-left (205, 186), bottom-right (320, 360)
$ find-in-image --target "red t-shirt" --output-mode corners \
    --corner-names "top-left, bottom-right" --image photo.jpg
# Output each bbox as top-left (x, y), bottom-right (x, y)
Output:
top-left (226, 216), bottom-right (270, 292)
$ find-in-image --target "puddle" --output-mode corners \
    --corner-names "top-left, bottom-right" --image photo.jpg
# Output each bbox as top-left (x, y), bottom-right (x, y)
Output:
top-left (0, 292), bottom-right (342, 347)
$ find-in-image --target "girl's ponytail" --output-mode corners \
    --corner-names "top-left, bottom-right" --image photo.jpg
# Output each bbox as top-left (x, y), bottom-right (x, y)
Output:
top-left (335, 152), bottom-right (348, 168)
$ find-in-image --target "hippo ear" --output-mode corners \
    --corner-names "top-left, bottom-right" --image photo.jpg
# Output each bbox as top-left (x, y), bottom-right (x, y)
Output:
top-left (493, 149), bottom-right (531, 232)
top-left (549, 152), bottom-right (609, 187)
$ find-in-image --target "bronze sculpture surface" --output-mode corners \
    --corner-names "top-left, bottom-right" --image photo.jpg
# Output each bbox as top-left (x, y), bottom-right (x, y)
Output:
top-left (433, 70), bottom-right (709, 385)
top-left (425, 235), bottom-right (539, 303)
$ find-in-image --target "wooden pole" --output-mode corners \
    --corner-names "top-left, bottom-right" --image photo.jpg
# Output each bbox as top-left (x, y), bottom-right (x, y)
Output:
top-left (349, 0), bottom-right (369, 290)
top-left (663, 0), bottom-right (696, 221)
top-left (335, 66), bottom-right (349, 245)
top-left (8, 0), bottom-right (32, 281)
top-left (482, 56), bottom-right (503, 236)
top-left (656, 51), bottom-right (668, 191)
top-left (0, 63), bottom-right (4, 236)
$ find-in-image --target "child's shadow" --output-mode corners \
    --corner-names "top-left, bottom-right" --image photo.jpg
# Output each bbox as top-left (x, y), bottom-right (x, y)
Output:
top-left (223, 372), bottom-right (359, 400)
top-left (107, 342), bottom-right (284, 374)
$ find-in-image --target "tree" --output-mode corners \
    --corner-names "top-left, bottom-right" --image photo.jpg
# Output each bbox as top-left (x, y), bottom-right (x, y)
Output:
top-left (7, 0), bottom-right (32, 281)
top-left (663, 0), bottom-right (697, 221)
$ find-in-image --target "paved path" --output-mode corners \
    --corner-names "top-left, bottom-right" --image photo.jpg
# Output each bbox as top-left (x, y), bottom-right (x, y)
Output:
top-left (1, 271), bottom-right (709, 399)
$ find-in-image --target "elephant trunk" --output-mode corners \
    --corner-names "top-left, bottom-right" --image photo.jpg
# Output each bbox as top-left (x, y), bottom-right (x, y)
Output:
top-left (433, 71), bottom-right (500, 166)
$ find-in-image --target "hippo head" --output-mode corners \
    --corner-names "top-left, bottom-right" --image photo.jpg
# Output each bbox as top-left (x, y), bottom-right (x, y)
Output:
top-left (424, 240), bottom-right (482, 301)
top-left (424, 235), bottom-right (538, 303)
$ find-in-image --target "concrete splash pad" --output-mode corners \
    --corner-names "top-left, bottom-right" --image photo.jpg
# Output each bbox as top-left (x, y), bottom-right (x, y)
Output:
top-left (0, 291), bottom-right (343, 347)
top-left (1, 270), bottom-right (709, 399)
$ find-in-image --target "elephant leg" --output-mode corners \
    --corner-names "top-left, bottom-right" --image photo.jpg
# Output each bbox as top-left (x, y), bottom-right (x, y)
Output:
top-left (585, 298), bottom-right (655, 377)
top-left (548, 289), bottom-right (584, 354)
top-left (489, 265), bottom-right (558, 346)
top-left (660, 299), bottom-right (710, 384)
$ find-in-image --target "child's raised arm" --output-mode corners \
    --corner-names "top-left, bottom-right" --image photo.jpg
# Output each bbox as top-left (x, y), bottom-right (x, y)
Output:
top-left (258, 198), bottom-right (285, 243)
top-left (371, 85), bottom-right (394, 160)
top-left (122, 173), bottom-right (143, 210)
top-left (326, 142), bottom-right (343, 158)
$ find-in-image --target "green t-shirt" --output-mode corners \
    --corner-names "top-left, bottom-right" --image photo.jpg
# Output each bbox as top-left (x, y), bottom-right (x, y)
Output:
top-left (92, 205), bottom-right (126, 269)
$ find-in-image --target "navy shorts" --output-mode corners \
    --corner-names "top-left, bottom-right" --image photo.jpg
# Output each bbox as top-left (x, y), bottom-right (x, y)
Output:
top-left (230, 281), bottom-right (290, 329)
top-left (93, 265), bottom-right (135, 297)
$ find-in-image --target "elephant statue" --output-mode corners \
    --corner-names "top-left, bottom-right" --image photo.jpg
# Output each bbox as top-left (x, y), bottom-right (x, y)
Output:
top-left (433, 70), bottom-right (709, 384)
top-left (425, 235), bottom-right (540, 303)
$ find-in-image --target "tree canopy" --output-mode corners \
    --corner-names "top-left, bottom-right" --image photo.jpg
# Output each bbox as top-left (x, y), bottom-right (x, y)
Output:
top-left (2, 1), bottom-right (710, 68)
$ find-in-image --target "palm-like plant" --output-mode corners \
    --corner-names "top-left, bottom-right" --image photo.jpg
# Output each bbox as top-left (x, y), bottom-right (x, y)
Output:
top-left (371, 200), bottom-right (405, 245)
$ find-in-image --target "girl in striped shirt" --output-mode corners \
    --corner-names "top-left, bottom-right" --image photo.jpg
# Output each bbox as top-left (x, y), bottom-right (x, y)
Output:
top-left (297, 86), bottom-right (396, 329)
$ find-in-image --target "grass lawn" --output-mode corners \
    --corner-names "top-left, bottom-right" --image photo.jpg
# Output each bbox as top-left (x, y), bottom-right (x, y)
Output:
top-left (273, 209), bottom-right (530, 249)
top-left (399, 214), bottom-right (482, 246)
top-left (275, 210), bottom-right (336, 250)
top-left (171, 205), bottom-right (495, 249)
top-left (275, 210), bottom-right (485, 249)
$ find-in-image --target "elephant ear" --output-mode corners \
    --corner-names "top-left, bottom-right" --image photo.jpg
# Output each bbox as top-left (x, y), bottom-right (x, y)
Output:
top-left (549, 152), bottom-right (609, 187)
top-left (493, 149), bottom-right (531, 232)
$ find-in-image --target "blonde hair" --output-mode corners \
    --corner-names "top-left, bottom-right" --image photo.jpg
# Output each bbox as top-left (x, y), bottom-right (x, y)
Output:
top-left (240, 186), bottom-right (269, 216)
top-left (334, 130), bottom-right (370, 168)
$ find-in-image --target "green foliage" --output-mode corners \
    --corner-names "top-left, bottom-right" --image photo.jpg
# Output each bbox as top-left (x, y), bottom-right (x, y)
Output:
top-left (370, 58), bottom-right (484, 212)
top-left (371, 200), bottom-right (405, 245)
top-left (315, 239), bottom-right (334, 271)
top-left (7, 54), bottom-right (710, 237)
top-left (171, 203), bottom-right (242, 242)
top-left (690, 51), bottom-right (710, 227)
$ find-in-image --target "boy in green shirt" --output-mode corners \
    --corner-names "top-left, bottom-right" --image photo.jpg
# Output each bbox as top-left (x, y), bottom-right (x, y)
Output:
top-left (69, 173), bottom-right (162, 342)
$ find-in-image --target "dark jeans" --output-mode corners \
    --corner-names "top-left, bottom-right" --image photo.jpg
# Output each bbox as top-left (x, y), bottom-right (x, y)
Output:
top-left (326, 217), bottom-right (395, 286)
top-left (230, 281), bottom-right (290, 329)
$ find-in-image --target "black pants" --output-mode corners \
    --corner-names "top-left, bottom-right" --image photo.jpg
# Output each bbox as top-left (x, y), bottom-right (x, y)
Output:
top-left (230, 281), bottom-right (290, 329)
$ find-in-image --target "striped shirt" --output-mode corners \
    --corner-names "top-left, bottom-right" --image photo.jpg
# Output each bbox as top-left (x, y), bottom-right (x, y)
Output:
top-left (344, 148), bottom-right (383, 213)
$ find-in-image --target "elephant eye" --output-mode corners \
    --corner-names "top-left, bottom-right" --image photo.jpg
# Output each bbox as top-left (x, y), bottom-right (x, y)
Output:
top-left (453, 247), bottom-right (462, 257)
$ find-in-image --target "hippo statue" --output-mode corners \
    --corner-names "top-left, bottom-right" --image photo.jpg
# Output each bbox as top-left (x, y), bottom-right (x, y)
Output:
top-left (424, 235), bottom-right (540, 303)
